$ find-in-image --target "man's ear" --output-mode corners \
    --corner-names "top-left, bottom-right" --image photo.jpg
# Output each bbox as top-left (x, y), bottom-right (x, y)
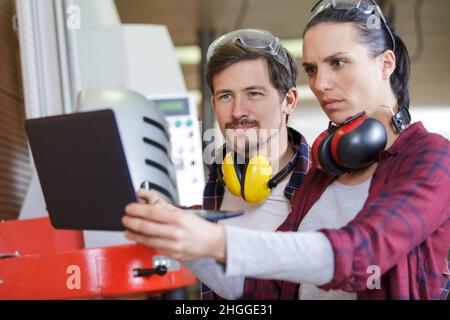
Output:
top-left (380, 50), bottom-right (396, 80)
top-left (283, 87), bottom-right (299, 116)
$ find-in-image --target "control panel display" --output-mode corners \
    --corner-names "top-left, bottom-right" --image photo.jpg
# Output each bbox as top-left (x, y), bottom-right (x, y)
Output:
top-left (148, 94), bottom-right (205, 207)
top-left (154, 99), bottom-right (189, 116)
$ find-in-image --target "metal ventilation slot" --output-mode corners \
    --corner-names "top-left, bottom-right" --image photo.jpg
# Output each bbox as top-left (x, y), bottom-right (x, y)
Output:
top-left (145, 159), bottom-right (176, 187)
top-left (142, 137), bottom-right (169, 156)
top-left (140, 182), bottom-right (175, 204)
top-left (142, 117), bottom-right (170, 141)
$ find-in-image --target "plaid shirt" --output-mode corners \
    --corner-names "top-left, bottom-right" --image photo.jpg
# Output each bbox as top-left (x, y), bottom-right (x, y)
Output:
top-left (201, 127), bottom-right (312, 299)
top-left (251, 122), bottom-right (450, 300)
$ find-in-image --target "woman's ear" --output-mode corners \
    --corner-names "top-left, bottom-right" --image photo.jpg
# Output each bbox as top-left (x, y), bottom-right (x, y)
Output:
top-left (283, 87), bottom-right (299, 116)
top-left (380, 50), bottom-right (396, 80)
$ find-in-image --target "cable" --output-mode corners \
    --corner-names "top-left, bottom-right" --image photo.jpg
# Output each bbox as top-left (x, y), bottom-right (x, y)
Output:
top-left (411, 0), bottom-right (425, 64)
top-left (234, 0), bottom-right (250, 30)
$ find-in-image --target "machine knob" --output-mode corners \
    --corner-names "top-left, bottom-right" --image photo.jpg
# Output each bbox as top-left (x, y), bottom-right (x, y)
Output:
top-left (133, 265), bottom-right (168, 277)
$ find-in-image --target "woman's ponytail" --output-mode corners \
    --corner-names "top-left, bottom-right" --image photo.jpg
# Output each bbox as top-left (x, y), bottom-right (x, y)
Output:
top-left (391, 33), bottom-right (411, 109)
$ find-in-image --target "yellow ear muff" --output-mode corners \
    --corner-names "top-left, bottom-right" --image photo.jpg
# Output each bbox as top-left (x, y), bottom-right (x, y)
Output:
top-left (243, 155), bottom-right (272, 204)
top-left (222, 153), bottom-right (242, 197)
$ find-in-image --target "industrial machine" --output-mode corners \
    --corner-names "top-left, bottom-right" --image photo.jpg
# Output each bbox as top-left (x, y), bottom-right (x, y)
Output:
top-left (1, 0), bottom-right (204, 299)
top-left (0, 217), bottom-right (195, 299)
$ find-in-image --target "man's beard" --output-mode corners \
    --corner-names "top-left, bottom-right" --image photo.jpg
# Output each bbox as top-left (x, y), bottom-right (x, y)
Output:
top-left (224, 118), bottom-right (283, 163)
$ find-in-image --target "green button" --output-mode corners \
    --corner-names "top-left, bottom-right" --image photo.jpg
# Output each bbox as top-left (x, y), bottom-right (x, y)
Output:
top-left (186, 120), bottom-right (193, 127)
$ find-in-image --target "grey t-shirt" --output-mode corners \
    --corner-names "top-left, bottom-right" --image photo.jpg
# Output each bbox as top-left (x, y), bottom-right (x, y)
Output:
top-left (187, 178), bottom-right (372, 300)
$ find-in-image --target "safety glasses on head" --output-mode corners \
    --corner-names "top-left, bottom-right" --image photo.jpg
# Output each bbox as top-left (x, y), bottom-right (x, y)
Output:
top-left (308, 0), bottom-right (396, 52)
top-left (206, 29), bottom-right (291, 73)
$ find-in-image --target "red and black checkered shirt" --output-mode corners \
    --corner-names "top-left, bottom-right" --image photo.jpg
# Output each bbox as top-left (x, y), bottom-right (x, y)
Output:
top-left (204, 122), bottom-right (450, 300)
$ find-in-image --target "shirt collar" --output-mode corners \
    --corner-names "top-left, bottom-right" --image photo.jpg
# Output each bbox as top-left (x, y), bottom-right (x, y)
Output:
top-left (210, 127), bottom-right (311, 199)
top-left (378, 122), bottom-right (426, 159)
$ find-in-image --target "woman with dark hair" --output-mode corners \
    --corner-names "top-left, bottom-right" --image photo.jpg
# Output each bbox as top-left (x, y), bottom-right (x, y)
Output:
top-left (122, 0), bottom-right (449, 300)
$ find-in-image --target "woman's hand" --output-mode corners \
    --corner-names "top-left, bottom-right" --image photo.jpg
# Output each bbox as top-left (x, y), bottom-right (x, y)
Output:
top-left (136, 188), bottom-right (167, 205)
top-left (122, 189), bottom-right (227, 263)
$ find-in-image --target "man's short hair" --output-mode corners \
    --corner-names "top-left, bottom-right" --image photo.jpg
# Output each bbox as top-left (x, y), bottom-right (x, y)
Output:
top-left (206, 42), bottom-right (298, 99)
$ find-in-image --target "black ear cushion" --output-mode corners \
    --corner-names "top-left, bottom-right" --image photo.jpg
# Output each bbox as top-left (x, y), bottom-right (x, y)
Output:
top-left (318, 131), bottom-right (348, 176)
top-left (232, 153), bottom-right (244, 184)
top-left (241, 161), bottom-right (250, 202)
top-left (336, 118), bottom-right (387, 169)
top-left (232, 153), bottom-right (249, 201)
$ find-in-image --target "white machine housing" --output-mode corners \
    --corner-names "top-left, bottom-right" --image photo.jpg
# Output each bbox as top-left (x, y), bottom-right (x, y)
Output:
top-left (76, 90), bottom-right (178, 204)
top-left (148, 93), bottom-right (205, 207)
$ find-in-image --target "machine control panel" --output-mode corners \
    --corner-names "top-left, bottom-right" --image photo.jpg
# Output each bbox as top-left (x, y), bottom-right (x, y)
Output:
top-left (149, 94), bottom-right (205, 206)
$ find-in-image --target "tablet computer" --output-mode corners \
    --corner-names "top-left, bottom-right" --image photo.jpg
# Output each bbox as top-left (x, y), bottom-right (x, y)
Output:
top-left (25, 109), bottom-right (244, 231)
top-left (25, 109), bottom-right (137, 231)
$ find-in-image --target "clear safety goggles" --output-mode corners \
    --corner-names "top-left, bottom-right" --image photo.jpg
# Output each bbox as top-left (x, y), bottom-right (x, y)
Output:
top-left (308, 0), bottom-right (396, 51)
top-left (206, 29), bottom-right (291, 72)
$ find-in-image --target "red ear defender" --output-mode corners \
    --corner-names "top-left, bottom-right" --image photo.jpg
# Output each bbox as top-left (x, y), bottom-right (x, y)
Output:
top-left (312, 125), bottom-right (347, 176)
top-left (311, 130), bottom-right (329, 171)
top-left (330, 115), bottom-right (367, 167)
top-left (312, 113), bottom-right (388, 175)
top-left (331, 116), bottom-right (387, 170)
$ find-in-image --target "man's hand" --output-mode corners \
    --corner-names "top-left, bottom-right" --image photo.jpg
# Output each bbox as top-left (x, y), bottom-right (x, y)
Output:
top-left (122, 190), bottom-right (227, 263)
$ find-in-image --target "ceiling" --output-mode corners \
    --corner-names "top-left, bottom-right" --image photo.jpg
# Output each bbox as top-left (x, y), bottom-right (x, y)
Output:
top-left (113, 0), bottom-right (450, 106)
top-left (114, 0), bottom-right (320, 46)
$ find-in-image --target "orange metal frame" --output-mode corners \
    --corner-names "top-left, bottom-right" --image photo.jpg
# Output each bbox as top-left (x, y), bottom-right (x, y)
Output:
top-left (0, 217), bottom-right (196, 299)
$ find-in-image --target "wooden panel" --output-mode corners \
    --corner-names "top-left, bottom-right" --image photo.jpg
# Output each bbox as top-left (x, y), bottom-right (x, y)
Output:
top-left (0, 0), bottom-right (31, 220)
